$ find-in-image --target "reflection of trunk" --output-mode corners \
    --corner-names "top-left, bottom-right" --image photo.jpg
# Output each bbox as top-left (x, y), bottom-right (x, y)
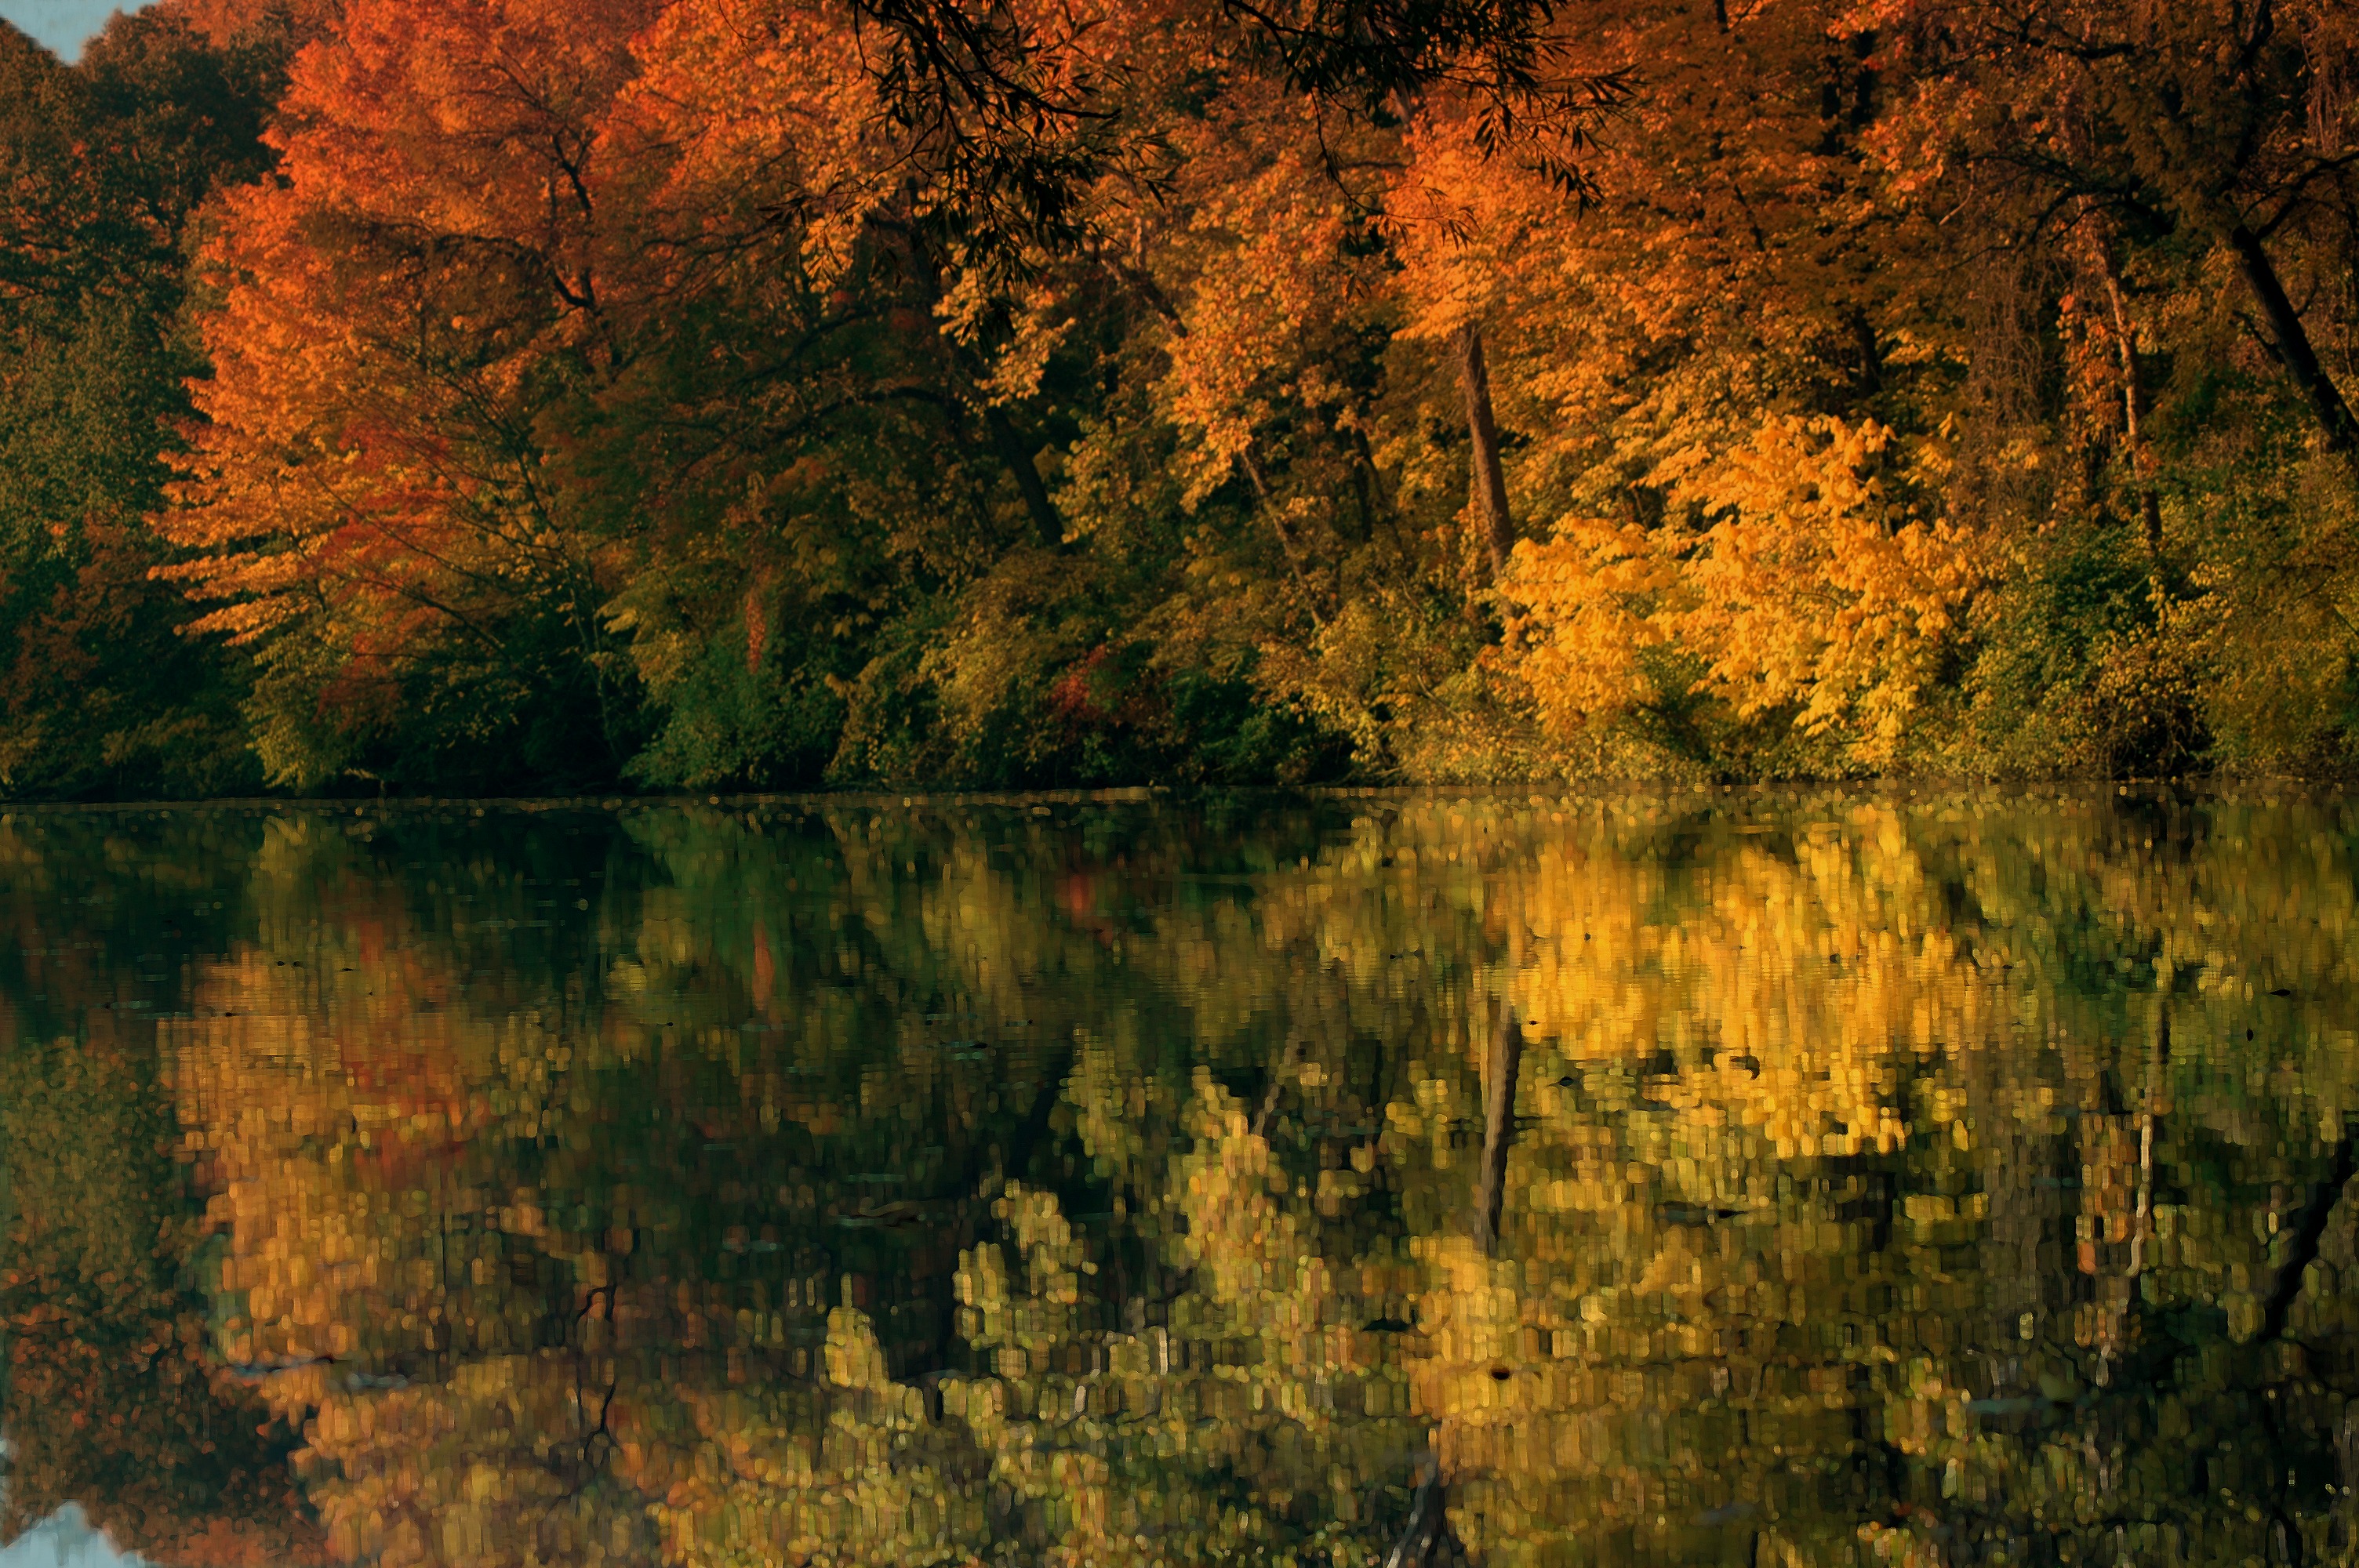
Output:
top-left (1474, 1005), bottom-right (1523, 1258)
top-left (2338, 1403), bottom-right (2359, 1550)
top-left (983, 404), bottom-right (1064, 548)
top-left (1383, 1010), bottom-right (1521, 1568)
top-left (2228, 224), bottom-right (2359, 480)
top-left (1972, 1035), bottom-right (2055, 1388)
top-left (2260, 1131), bottom-right (2359, 1342)
top-left (1252, 1034), bottom-right (1303, 1141)
top-left (1000, 1042), bottom-right (1078, 1186)
top-left (1454, 325), bottom-right (1515, 579)
top-left (2099, 1010), bottom-right (2168, 1380)
top-left (1383, 1457), bottom-right (1459, 1568)
top-left (2128, 1011), bottom-right (2163, 1279)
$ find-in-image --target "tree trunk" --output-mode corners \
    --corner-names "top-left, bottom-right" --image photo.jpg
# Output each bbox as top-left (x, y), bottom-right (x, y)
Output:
top-left (1240, 451), bottom-right (1328, 630)
top-left (984, 405), bottom-right (1065, 548)
top-left (2098, 263), bottom-right (2165, 558)
top-left (1455, 324), bottom-right (1515, 579)
top-left (2227, 224), bottom-right (2359, 480)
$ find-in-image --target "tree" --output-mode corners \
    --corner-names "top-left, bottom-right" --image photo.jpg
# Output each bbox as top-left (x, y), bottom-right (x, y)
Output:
top-left (0, 9), bottom-right (282, 799)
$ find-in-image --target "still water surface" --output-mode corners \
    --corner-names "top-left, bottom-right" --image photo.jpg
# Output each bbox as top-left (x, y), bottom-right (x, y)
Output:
top-left (4, 788), bottom-right (2358, 1566)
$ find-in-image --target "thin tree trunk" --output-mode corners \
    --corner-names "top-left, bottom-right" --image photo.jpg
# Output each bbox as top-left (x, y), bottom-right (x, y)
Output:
top-left (1240, 451), bottom-right (1327, 630)
top-left (1252, 1035), bottom-right (1303, 1142)
top-left (1474, 1004), bottom-right (1523, 1258)
top-left (2100, 268), bottom-right (2165, 557)
top-left (2075, 201), bottom-right (2168, 555)
top-left (983, 405), bottom-right (1065, 548)
top-left (1455, 324), bottom-right (1515, 579)
top-left (2227, 224), bottom-right (2359, 479)
top-left (2338, 1403), bottom-right (2359, 1548)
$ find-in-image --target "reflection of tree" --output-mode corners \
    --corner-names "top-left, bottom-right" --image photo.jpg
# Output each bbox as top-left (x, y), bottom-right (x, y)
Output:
top-left (638, 1306), bottom-right (993, 1568)
top-left (1, 1022), bottom-right (325, 1563)
top-left (16, 793), bottom-right (2359, 1564)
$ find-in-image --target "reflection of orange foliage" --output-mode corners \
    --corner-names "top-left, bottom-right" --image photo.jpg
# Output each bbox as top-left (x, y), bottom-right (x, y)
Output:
top-left (259, 1355), bottom-right (651, 1568)
top-left (31, 791), bottom-right (2359, 1568)
top-left (168, 939), bottom-right (558, 1373)
top-left (164, 1517), bottom-right (333, 1567)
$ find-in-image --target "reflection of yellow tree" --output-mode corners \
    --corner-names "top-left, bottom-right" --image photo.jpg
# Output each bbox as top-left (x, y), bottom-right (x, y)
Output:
top-left (637, 1308), bottom-right (990, 1568)
top-left (1356, 792), bottom-right (2359, 1565)
top-left (947, 1179), bottom-right (1313, 1567)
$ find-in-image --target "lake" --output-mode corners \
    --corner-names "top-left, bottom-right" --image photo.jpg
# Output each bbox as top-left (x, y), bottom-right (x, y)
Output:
top-left (3, 786), bottom-right (2357, 1567)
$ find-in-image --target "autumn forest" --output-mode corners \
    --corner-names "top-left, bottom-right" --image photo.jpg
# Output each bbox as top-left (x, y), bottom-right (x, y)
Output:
top-left (2, 0), bottom-right (2357, 797)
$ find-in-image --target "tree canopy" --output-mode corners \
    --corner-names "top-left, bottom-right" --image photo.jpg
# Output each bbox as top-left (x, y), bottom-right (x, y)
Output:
top-left (0, 0), bottom-right (2356, 794)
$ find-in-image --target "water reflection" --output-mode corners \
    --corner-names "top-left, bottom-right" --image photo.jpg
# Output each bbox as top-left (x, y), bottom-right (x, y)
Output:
top-left (4, 788), bottom-right (2358, 1566)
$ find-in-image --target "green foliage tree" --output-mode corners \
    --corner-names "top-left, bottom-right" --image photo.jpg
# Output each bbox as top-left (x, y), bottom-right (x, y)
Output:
top-left (0, 12), bottom-right (287, 800)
